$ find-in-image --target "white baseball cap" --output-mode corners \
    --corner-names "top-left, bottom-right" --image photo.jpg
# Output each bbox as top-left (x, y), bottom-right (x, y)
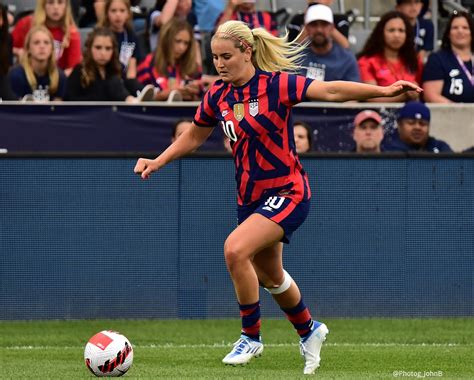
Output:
top-left (305, 4), bottom-right (334, 25)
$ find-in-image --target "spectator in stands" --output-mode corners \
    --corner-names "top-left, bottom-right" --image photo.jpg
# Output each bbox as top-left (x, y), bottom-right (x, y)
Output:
top-left (193, 0), bottom-right (224, 75)
top-left (396, 0), bottom-right (434, 59)
top-left (98, 0), bottom-right (141, 79)
top-left (147, 0), bottom-right (199, 54)
top-left (0, 2), bottom-right (15, 100)
top-left (299, 4), bottom-right (359, 82)
top-left (64, 27), bottom-right (154, 101)
top-left (12, 0), bottom-right (82, 76)
top-left (137, 18), bottom-right (201, 101)
top-left (352, 110), bottom-right (384, 153)
top-left (422, 11), bottom-right (474, 103)
top-left (287, 0), bottom-right (350, 48)
top-left (98, 0), bottom-right (146, 95)
top-left (171, 119), bottom-right (193, 142)
top-left (293, 121), bottom-right (313, 154)
top-left (215, 0), bottom-right (278, 37)
top-left (358, 11), bottom-right (423, 102)
top-left (8, 26), bottom-right (67, 101)
top-left (383, 101), bottom-right (452, 152)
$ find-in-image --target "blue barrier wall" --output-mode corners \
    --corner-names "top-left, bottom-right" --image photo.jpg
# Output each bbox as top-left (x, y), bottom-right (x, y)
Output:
top-left (0, 156), bottom-right (472, 319)
top-left (0, 103), bottom-right (400, 153)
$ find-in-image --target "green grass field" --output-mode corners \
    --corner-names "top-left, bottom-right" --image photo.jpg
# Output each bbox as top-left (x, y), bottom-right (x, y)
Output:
top-left (1, 319), bottom-right (473, 379)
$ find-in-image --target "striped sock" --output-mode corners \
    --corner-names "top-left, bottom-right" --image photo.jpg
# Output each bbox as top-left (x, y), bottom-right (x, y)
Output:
top-left (282, 299), bottom-right (317, 339)
top-left (239, 301), bottom-right (261, 341)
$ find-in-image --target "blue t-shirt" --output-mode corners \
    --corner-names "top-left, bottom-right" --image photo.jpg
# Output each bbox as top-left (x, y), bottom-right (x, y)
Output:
top-left (422, 49), bottom-right (474, 103)
top-left (383, 131), bottom-right (452, 153)
top-left (415, 18), bottom-right (434, 52)
top-left (192, 0), bottom-right (224, 32)
top-left (298, 44), bottom-right (360, 82)
top-left (8, 65), bottom-right (66, 100)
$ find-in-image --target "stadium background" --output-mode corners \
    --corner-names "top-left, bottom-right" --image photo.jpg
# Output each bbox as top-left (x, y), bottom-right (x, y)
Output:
top-left (1, 153), bottom-right (472, 320)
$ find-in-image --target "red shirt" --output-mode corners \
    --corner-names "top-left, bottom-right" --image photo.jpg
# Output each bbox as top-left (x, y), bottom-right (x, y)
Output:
top-left (358, 54), bottom-right (423, 86)
top-left (12, 15), bottom-right (82, 70)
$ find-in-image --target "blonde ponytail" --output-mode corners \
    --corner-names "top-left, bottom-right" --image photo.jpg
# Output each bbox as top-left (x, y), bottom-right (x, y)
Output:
top-left (214, 20), bottom-right (308, 73)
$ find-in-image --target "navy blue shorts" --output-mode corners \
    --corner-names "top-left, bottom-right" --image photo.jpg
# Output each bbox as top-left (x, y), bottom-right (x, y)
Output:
top-left (237, 195), bottom-right (311, 244)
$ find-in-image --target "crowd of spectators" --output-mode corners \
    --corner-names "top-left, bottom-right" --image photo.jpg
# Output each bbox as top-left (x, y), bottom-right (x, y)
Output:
top-left (1, 0), bottom-right (473, 152)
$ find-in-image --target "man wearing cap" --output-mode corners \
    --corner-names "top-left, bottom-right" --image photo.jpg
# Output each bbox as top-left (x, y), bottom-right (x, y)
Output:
top-left (287, 0), bottom-right (350, 48)
top-left (395, 0), bottom-right (434, 59)
top-left (384, 101), bottom-right (452, 152)
top-left (215, 0), bottom-right (278, 36)
top-left (352, 110), bottom-right (384, 153)
top-left (298, 4), bottom-right (360, 82)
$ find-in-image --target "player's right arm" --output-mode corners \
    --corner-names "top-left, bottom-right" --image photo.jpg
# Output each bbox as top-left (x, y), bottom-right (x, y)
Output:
top-left (134, 123), bottom-right (214, 180)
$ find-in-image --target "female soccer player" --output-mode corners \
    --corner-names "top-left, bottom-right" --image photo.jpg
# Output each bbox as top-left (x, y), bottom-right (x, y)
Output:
top-left (134, 20), bottom-right (421, 375)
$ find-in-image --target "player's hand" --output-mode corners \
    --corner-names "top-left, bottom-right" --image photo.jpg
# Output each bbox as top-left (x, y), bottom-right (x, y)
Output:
top-left (384, 80), bottom-right (423, 98)
top-left (134, 158), bottom-right (160, 180)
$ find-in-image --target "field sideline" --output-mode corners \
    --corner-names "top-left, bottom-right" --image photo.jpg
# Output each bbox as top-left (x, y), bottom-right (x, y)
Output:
top-left (1, 319), bottom-right (473, 379)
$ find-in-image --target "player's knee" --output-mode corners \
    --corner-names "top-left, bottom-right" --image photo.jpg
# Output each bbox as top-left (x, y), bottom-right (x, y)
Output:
top-left (223, 240), bottom-right (246, 269)
top-left (260, 275), bottom-right (283, 289)
top-left (263, 270), bottom-right (293, 295)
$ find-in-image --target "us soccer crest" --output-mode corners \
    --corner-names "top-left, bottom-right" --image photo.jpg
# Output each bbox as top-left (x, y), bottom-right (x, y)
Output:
top-left (233, 103), bottom-right (245, 121)
top-left (249, 99), bottom-right (259, 117)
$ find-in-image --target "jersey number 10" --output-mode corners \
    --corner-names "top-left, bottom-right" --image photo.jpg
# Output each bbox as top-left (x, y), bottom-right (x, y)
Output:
top-left (221, 120), bottom-right (238, 142)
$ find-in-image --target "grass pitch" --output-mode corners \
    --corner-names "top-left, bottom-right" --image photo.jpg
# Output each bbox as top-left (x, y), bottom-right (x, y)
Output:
top-left (1, 318), bottom-right (473, 379)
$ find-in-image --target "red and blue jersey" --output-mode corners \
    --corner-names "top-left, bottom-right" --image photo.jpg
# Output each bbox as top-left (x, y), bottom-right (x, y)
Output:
top-left (194, 70), bottom-right (313, 206)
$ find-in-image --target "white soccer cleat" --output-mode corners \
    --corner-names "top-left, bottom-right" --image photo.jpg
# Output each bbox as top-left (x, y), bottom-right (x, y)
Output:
top-left (222, 335), bottom-right (264, 365)
top-left (300, 322), bottom-right (329, 375)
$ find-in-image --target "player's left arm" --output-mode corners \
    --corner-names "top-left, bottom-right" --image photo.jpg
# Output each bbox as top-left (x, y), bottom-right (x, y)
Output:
top-left (305, 80), bottom-right (422, 102)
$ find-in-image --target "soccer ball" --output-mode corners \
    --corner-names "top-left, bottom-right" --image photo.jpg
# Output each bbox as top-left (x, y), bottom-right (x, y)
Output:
top-left (84, 330), bottom-right (134, 377)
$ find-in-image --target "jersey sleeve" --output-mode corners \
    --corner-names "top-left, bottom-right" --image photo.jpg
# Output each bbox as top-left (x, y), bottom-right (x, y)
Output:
top-left (193, 85), bottom-right (219, 128)
top-left (422, 52), bottom-right (445, 83)
top-left (277, 72), bottom-right (313, 106)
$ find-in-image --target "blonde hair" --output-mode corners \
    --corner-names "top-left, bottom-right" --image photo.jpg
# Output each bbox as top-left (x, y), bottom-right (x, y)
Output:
top-left (21, 26), bottom-right (59, 95)
top-left (33, 0), bottom-right (76, 49)
top-left (213, 20), bottom-right (307, 73)
top-left (98, 0), bottom-right (133, 31)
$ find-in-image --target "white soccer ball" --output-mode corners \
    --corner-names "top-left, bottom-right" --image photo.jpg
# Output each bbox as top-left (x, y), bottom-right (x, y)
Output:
top-left (84, 330), bottom-right (134, 377)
